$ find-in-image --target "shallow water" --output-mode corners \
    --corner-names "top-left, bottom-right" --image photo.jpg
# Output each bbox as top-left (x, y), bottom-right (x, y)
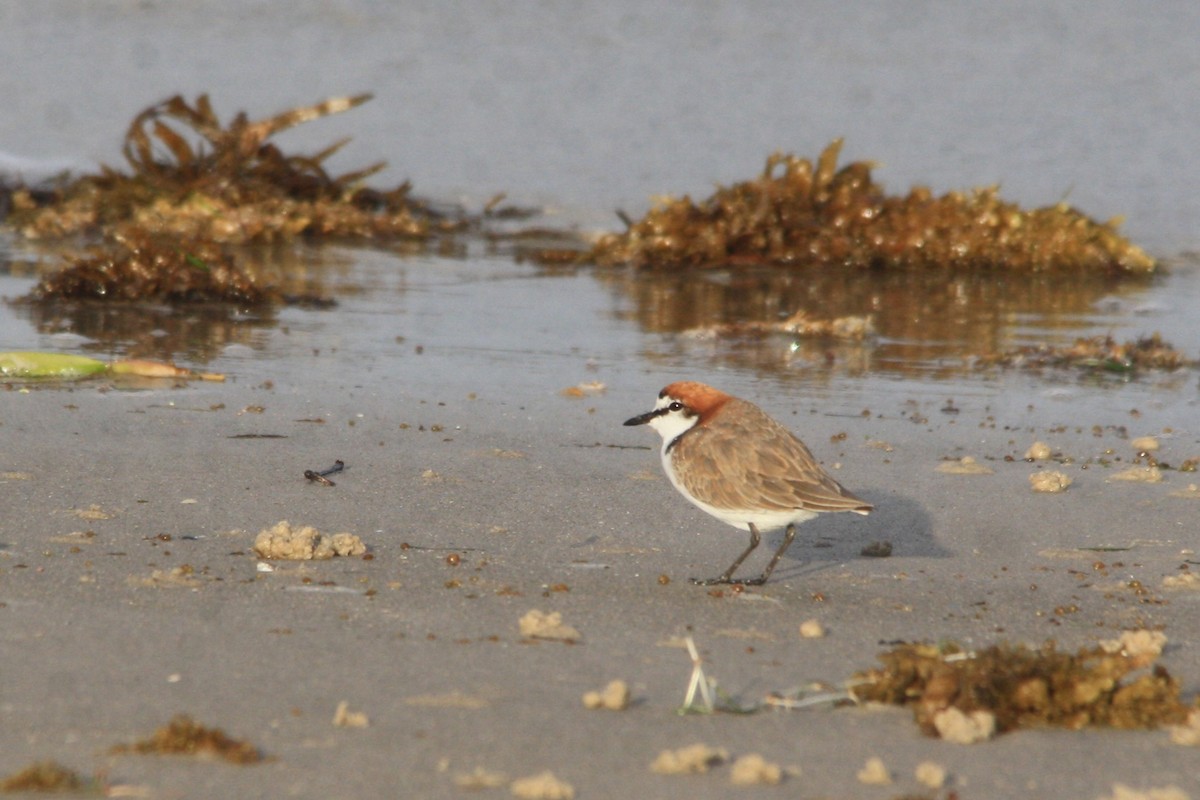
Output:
top-left (1, 2), bottom-right (1199, 423)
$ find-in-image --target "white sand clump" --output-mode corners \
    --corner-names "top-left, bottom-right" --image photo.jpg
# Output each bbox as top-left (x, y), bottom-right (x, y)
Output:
top-left (582, 680), bottom-right (630, 710)
top-left (933, 707), bottom-right (996, 744)
top-left (915, 761), bottom-right (947, 788)
top-left (729, 754), bottom-right (783, 786)
top-left (1107, 466), bottom-right (1163, 483)
top-left (1097, 783), bottom-right (1190, 800)
top-left (1162, 572), bottom-right (1200, 590)
top-left (332, 701), bottom-right (369, 728)
top-left (855, 756), bottom-right (892, 785)
top-left (1099, 630), bottom-right (1167, 660)
top-left (936, 456), bottom-right (994, 475)
top-left (510, 771), bottom-right (574, 800)
top-left (1030, 470), bottom-right (1072, 492)
top-left (798, 618), bottom-right (826, 638)
top-left (454, 766), bottom-right (508, 790)
top-left (518, 610), bottom-right (581, 641)
top-left (650, 743), bottom-right (728, 775)
top-left (1130, 436), bottom-right (1160, 452)
top-left (1025, 441), bottom-right (1053, 460)
top-left (1168, 710), bottom-right (1200, 747)
top-left (252, 521), bottom-right (365, 559)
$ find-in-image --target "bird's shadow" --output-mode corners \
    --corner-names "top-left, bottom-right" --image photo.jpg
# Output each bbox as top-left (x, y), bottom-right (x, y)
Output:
top-left (768, 490), bottom-right (945, 581)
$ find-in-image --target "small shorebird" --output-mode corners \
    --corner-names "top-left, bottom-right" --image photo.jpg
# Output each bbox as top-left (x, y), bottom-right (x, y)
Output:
top-left (625, 381), bottom-right (872, 585)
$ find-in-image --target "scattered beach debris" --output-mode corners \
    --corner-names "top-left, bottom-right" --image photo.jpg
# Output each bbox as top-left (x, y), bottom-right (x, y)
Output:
top-left (1097, 784), bottom-right (1191, 800)
top-left (404, 690), bottom-right (489, 710)
top-left (0, 350), bottom-right (223, 381)
top-left (1030, 470), bottom-right (1073, 493)
top-left (915, 761), bottom-right (948, 789)
top-left (936, 456), bottom-right (994, 475)
top-left (110, 714), bottom-right (263, 764)
top-left (581, 679), bottom-right (631, 711)
top-left (27, 230), bottom-right (279, 305)
top-left (933, 706), bottom-right (997, 744)
top-left (559, 381), bottom-right (606, 398)
top-left (509, 770), bottom-right (575, 800)
top-left (851, 635), bottom-right (1192, 740)
top-left (729, 754), bottom-right (784, 786)
top-left (1131, 436), bottom-right (1161, 453)
top-left (304, 459), bottom-right (345, 486)
top-left (1025, 441), bottom-right (1053, 461)
top-left (454, 766), bottom-right (509, 790)
top-left (683, 311), bottom-right (874, 342)
top-left (587, 139), bottom-right (1154, 273)
top-left (859, 540), bottom-right (893, 558)
top-left (855, 756), bottom-right (892, 785)
top-left (252, 520), bottom-right (366, 560)
top-left (798, 619), bottom-right (826, 639)
top-left (128, 565), bottom-right (206, 589)
top-left (679, 636), bottom-right (716, 714)
top-left (1108, 466), bottom-right (1164, 484)
top-left (649, 743), bottom-right (729, 775)
top-left (974, 333), bottom-right (1193, 373)
top-left (0, 761), bottom-right (89, 793)
top-left (1168, 710), bottom-right (1200, 746)
top-left (518, 610), bottom-right (581, 642)
top-left (332, 701), bottom-right (369, 728)
top-left (3, 94), bottom-right (451, 244)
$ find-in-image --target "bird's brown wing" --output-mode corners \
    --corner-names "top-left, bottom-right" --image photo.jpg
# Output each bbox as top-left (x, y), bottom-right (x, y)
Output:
top-left (673, 399), bottom-right (872, 514)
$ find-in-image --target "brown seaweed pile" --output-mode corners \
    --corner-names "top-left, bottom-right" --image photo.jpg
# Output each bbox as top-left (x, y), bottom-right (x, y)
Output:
top-left (853, 639), bottom-right (1192, 737)
top-left (29, 230), bottom-right (276, 304)
top-left (974, 333), bottom-right (1193, 373)
top-left (0, 761), bottom-right (89, 793)
top-left (589, 140), bottom-right (1155, 273)
top-left (109, 714), bottom-right (263, 764)
top-left (4, 94), bottom-right (454, 244)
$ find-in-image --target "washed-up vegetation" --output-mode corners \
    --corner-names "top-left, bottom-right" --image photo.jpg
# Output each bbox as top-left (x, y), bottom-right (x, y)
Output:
top-left (974, 333), bottom-right (1193, 373)
top-left (4, 94), bottom-right (451, 244)
top-left (588, 140), bottom-right (1155, 273)
top-left (852, 635), bottom-right (1193, 740)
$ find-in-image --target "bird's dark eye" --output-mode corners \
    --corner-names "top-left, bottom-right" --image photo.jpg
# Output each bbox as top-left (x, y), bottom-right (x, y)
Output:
top-left (668, 401), bottom-right (684, 412)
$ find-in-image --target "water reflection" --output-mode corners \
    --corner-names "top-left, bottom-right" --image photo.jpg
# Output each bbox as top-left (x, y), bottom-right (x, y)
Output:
top-left (605, 265), bottom-right (1161, 378)
top-left (3, 243), bottom-right (360, 363)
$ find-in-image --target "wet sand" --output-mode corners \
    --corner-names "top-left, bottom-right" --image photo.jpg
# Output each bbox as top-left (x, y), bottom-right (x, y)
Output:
top-left (2, 354), bottom-right (1198, 798)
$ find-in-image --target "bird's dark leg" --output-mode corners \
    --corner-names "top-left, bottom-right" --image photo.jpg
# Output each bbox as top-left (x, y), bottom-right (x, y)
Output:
top-left (753, 522), bottom-right (797, 586)
top-left (690, 523), bottom-right (761, 586)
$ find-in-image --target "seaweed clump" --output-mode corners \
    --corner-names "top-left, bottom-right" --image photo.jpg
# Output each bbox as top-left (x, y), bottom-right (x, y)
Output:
top-left (975, 333), bottom-right (1193, 373)
top-left (29, 230), bottom-right (275, 305)
top-left (853, 637), bottom-right (1192, 739)
top-left (590, 140), bottom-right (1154, 273)
top-left (5, 94), bottom-right (450, 244)
top-left (110, 714), bottom-right (263, 764)
top-left (0, 761), bottom-right (89, 793)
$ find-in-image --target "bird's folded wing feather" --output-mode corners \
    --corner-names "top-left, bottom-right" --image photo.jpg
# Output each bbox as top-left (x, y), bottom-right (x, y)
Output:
top-left (674, 400), bottom-right (871, 514)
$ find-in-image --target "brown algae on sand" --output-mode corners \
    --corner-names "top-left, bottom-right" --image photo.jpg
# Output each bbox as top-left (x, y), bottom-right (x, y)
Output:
top-left (588, 139), bottom-right (1154, 273)
top-left (252, 521), bottom-right (366, 560)
top-left (110, 714), bottom-right (263, 764)
top-left (852, 635), bottom-right (1193, 739)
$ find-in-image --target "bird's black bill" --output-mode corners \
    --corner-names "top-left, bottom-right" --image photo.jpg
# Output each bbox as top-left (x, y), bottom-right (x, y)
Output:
top-left (623, 408), bottom-right (665, 426)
